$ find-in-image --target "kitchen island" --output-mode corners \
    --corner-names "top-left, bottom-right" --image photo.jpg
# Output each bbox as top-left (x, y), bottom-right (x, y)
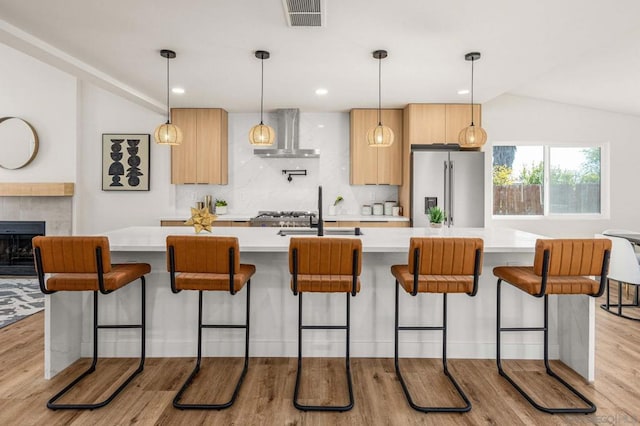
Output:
top-left (44, 226), bottom-right (596, 383)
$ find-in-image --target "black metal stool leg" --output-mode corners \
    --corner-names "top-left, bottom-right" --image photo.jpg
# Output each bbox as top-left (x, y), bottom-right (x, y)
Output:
top-left (47, 277), bottom-right (146, 410)
top-left (394, 280), bottom-right (471, 413)
top-left (173, 281), bottom-right (251, 410)
top-left (496, 279), bottom-right (596, 414)
top-left (293, 292), bottom-right (354, 411)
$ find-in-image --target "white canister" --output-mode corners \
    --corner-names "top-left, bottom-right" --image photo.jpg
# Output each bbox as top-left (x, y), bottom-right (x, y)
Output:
top-left (384, 201), bottom-right (396, 216)
top-left (372, 203), bottom-right (384, 216)
top-left (361, 205), bottom-right (372, 215)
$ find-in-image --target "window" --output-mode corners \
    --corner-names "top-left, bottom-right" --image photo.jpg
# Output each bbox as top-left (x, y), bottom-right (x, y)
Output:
top-left (492, 144), bottom-right (604, 217)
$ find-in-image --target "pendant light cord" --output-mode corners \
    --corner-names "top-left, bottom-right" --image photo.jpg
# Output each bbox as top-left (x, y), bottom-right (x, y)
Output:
top-left (378, 55), bottom-right (382, 126)
top-left (470, 57), bottom-right (475, 126)
top-left (260, 57), bottom-right (265, 125)
top-left (166, 55), bottom-right (170, 124)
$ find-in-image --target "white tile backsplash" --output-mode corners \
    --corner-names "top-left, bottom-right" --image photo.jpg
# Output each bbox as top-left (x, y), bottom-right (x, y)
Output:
top-left (175, 112), bottom-right (398, 216)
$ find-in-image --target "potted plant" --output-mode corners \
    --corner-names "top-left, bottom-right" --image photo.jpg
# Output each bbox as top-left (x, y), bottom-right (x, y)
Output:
top-left (215, 199), bottom-right (228, 215)
top-left (427, 206), bottom-right (444, 228)
top-left (329, 195), bottom-right (343, 215)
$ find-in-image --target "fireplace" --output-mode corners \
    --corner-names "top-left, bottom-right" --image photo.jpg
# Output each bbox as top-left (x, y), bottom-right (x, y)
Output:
top-left (0, 221), bottom-right (46, 276)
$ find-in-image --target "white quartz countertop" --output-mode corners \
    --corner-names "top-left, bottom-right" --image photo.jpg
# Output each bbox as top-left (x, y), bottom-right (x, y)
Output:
top-left (104, 226), bottom-right (544, 253)
top-left (161, 214), bottom-right (254, 221)
top-left (161, 214), bottom-right (409, 222)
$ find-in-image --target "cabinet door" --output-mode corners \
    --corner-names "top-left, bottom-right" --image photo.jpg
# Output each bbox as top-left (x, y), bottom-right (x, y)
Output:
top-left (405, 104), bottom-right (446, 145)
top-left (350, 109), bottom-right (379, 185)
top-left (377, 109), bottom-right (403, 185)
top-left (445, 104), bottom-right (481, 143)
top-left (196, 109), bottom-right (228, 184)
top-left (171, 109), bottom-right (197, 184)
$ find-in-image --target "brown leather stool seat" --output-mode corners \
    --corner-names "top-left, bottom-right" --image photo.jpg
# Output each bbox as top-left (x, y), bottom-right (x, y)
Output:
top-left (166, 235), bottom-right (255, 410)
top-left (493, 239), bottom-right (611, 414)
top-left (289, 237), bottom-right (362, 411)
top-left (32, 236), bottom-right (149, 410)
top-left (391, 237), bottom-right (483, 413)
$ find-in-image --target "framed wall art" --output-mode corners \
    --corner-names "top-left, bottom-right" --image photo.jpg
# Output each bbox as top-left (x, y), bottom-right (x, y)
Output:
top-left (102, 134), bottom-right (150, 191)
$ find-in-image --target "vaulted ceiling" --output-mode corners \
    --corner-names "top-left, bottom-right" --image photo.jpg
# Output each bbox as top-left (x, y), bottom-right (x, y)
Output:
top-left (1, 0), bottom-right (639, 116)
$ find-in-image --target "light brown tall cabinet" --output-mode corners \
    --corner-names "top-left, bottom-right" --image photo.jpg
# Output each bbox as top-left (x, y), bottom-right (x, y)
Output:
top-left (170, 108), bottom-right (228, 184)
top-left (350, 108), bottom-right (403, 185)
top-left (399, 103), bottom-right (482, 219)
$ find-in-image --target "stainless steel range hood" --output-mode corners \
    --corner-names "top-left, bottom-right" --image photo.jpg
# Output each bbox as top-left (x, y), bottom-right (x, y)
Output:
top-left (254, 108), bottom-right (320, 158)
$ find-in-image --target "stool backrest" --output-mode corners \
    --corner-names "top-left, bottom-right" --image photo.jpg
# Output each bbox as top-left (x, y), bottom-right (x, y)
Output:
top-left (533, 239), bottom-right (611, 277)
top-left (288, 237), bottom-right (362, 276)
top-left (166, 235), bottom-right (240, 273)
top-left (32, 236), bottom-right (112, 273)
top-left (408, 237), bottom-right (483, 276)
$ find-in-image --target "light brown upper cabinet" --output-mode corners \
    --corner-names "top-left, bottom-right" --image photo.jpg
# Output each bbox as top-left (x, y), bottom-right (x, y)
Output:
top-left (404, 103), bottom-right (481, 145)
top-left (350, 109), bottom-right (403, 185)
top-left (170, 108), bottom-right (228, 184)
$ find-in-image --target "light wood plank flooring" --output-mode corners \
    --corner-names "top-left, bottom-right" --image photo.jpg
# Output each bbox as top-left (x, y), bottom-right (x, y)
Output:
top-left (1, 288), bottom-right (639, 425)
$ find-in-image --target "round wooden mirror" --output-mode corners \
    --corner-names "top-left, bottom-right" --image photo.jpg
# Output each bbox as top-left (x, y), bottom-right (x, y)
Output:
top-left (0, 117), bottom-right (39, 170)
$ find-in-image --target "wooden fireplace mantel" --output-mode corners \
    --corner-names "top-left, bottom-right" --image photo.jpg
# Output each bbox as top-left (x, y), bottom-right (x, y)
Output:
top-left (0, 182), bottom-right (75, 196)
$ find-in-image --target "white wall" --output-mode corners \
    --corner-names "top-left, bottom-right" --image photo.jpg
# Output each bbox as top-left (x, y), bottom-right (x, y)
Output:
top-left (0, 43), bottom-right (76, 182)
top-left (484, 94), bottom-right (640, 237)
top-left (75, 82), bottom-right (169, 233)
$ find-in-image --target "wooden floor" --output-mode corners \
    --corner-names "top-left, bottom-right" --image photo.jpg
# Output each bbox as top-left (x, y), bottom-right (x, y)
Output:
top-left (1, 288), bottom-right (639, 425)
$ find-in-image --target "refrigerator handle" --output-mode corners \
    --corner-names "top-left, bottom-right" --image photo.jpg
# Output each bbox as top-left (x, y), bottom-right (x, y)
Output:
top-left (443, 161), bottom-right (448, 226)
top-left (449, 160), bottom-right (454, 226)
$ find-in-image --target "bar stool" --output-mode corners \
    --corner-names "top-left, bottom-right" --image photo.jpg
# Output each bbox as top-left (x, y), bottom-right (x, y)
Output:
top-left (289, 237), bottom-right (362, 412)
top-left (166, 235), bottom-right (255, 410)
top-left (391, 237), bottom-right (483, 413)
top-left (32, 236), bottom-right (150, 410)
top-left (493, 239), bottom-right (611, 414)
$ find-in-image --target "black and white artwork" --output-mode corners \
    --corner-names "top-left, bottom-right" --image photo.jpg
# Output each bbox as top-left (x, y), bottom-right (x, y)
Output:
top-left (102, 134), bottom-right (150, 191)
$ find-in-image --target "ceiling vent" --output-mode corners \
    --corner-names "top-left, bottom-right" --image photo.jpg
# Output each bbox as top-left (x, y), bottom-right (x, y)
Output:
top-left (282, 0), bottom-right (325, 27)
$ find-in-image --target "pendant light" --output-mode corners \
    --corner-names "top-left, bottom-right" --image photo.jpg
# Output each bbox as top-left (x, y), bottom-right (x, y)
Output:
top-left (249, 50), bottom-right (275, 146)
top-left (367, 50), bottom-right (394, 148)
top-left (154, 49), bottom-right (183, 146)
top-left (458, 51), bottom-right (487, 148)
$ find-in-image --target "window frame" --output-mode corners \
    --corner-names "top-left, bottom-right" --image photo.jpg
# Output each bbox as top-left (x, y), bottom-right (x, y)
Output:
top-left (491, 141), bottom-right (610, 220)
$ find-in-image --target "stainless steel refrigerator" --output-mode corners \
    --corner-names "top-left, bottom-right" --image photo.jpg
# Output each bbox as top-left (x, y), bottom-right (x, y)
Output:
top-left (412, 148), bottom-right (484, 227)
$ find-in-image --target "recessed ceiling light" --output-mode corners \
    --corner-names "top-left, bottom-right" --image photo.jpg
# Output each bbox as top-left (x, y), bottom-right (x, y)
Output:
top-left (317, 124), bottom-right (325, 128)
top-left (315, 88), bottom-right (328, 96)
top-left (172, 87), bottom-right (185, 94)
top-left (457, 89), bottom-right (470, 95)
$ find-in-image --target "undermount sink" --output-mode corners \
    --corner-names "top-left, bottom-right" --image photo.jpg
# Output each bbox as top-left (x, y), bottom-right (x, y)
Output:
top-left (277, 228), bottom-right (363, 236)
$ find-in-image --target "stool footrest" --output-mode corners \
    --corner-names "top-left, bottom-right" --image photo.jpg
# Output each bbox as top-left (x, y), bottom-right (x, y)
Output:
top-left (301, 325), bottom-right (347, 330)
top-left (398, 325), bottom-right (444, 331)
top-left (201, 324), bottom-right (247, 329)
top-left (96, 324), bottom-right (142, 329)
top-left (500, 326), bottom-right (546, 332)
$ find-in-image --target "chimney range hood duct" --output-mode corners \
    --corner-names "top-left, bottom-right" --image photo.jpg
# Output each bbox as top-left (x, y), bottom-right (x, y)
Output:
top-left (254, 109), bottom-right (320, 158)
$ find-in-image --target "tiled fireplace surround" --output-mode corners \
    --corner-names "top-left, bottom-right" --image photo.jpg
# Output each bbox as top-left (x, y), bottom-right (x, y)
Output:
top-left (0, 197), bottom-right (72, 236)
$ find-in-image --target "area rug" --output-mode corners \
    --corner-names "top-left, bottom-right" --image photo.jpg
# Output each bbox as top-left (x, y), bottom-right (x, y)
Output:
top-left (0, 278), bottom-right (44, 329)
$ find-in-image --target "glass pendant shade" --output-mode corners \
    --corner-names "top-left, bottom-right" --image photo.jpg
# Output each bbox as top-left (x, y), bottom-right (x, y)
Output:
top-left (248, 123), bottom-right (275, 146)
top-left (155, 49), bottom-right (182, 146)
top-left (250, 50), bottom-right (274, 146)
top-left (367, 124), bottom-right (394, 147)
top-left (154, 122), bottom-right (183, 146)
top-left (458, 124), bottom-right (487, 148)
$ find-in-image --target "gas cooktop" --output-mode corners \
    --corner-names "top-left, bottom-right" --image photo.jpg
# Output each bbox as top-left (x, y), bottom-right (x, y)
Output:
top-left (250, 211), bottom-right (317, 227)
